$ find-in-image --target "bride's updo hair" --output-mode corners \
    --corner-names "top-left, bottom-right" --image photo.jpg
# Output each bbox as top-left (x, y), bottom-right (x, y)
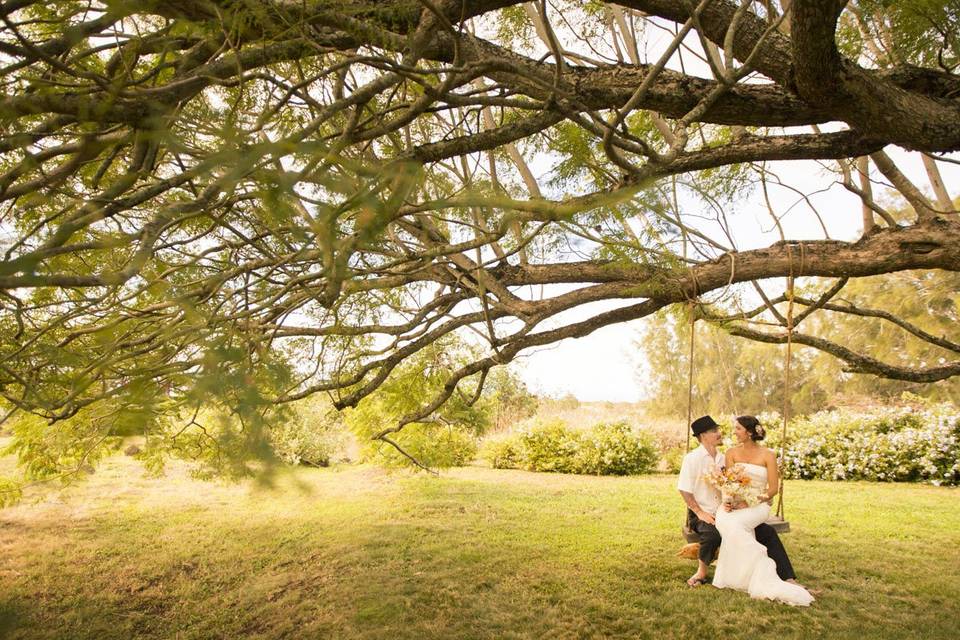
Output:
top-left (736, 415), bottom-right (766, 441)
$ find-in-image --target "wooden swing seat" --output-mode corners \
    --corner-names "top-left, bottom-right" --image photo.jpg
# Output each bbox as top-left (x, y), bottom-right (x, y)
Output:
top-left (682, 515), bottom-right (790, 543)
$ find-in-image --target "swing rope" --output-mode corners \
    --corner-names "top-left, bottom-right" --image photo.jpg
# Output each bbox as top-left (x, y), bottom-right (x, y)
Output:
top-left (776, 277), bottom-right (794, 520)
top-left (775, 241), bottom-right (804, 521)
top-left (685, 300), bottom-right (696, 452)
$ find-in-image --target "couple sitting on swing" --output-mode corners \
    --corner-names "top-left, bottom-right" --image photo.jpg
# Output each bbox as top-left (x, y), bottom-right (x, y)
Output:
top-left (678, 414), bottom-right (815, 606)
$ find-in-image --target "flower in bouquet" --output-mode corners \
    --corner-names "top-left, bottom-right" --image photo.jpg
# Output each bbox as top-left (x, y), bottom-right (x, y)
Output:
top-left (703, 464), bottom-right (765, 507)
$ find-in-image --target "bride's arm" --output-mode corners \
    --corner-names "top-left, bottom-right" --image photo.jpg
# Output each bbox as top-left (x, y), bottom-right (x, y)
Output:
top-left (764, 450), bottom-right (779, 502)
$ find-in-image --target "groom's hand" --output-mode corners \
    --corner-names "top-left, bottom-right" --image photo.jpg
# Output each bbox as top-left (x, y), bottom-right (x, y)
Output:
top-left (698, 510), bottom-right (715, 525)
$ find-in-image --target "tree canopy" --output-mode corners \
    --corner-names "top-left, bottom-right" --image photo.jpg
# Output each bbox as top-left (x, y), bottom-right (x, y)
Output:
top-left (0, 1), bottom-right (958, 469)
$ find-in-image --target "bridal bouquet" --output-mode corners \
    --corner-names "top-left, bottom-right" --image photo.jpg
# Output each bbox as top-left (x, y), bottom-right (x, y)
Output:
top-left (703, 465), bottom-right (765, 507)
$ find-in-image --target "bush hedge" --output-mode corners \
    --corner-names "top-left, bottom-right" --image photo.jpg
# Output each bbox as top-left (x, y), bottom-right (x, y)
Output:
top-left (484, 400), bottom-right (960, 485)
top-left (482, 420), bottom-right (658, 476)
top-left (367, 423), bottom-right (479, 469)
top-left (776, 403), bottom-right (960, 485)
top-left (270, 397), bottom-right (348, 467)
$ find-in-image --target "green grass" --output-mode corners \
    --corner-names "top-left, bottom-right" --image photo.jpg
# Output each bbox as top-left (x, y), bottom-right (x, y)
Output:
top-left (1, 452), bottom-right (958, 640)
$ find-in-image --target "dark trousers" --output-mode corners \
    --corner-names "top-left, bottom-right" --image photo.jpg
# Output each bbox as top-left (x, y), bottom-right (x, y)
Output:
top-left (686, 509), bottom-right (796, 581)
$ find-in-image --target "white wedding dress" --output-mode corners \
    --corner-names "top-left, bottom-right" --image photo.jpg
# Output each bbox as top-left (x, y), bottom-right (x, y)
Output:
top-left (713, 463), bottom-right (815, 606)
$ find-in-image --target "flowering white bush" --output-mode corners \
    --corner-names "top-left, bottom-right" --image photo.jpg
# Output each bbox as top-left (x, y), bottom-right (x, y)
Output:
top-left (778, 402), bottom-right (960, 486)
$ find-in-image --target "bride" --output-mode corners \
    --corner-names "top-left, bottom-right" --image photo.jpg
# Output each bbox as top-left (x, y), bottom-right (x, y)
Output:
top-left (713, 416), bottom-right (815, 606)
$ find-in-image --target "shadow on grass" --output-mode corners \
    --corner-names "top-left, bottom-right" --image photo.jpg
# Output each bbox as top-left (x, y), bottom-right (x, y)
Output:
top-left (0, 600), bottom-right (21, 638)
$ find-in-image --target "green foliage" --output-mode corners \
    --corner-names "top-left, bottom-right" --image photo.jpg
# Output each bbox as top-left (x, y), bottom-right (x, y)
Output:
top-left (485, 367), bottom-right (539, 431)
top-left (494, 5), bottom-right (535, 48)
top-left (513, 419), bottom-right (584, 473)
top-left (479, 433), bottom-right (523, 469)
top-left (637, 270), bottom-right (960, 420)
top-left (135, 407), bottom-right (276, 481)
top-left (345, 336), bottom-right (491, 470)
top-left (796, 271), bottom-right (960, 404)
top-left (574, 421), bottom-right (659, 475)
top-left (547, 121), bottom-right (611, 192)
top-left (269, 396), bottom-right (348, 467)
top-left (637, 306), bottom-right (828, 419)
top-left (3, 409), bottom-right (123, 482)
top-left (778, 401), bottom-right (960, 485)
top-left (0, 322), bottom-right (305, 487)
top-left (172, 344), bottom-right (296, 477)
top-left (662, 443), bottom-right (687, 475)
top-left (0, 477), bottom-right (23, 508)
top-left (855, 1), bottom-right (959, 68)
top-left (482, 419), bottom-right (659, 475)
top-left (123, 346), bottom-right (299, 480)
top-left (2, 0), bottom-right (959, 496)
top-left (367, 423), bottom-right (479, 469)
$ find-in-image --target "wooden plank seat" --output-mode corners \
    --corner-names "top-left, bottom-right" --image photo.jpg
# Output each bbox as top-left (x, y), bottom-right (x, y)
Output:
top-left (682, 515), bottom-right (790, 543)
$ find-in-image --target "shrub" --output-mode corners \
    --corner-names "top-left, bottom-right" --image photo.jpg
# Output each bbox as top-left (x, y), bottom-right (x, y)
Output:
top-left (480, 435), bottom-right (523, 469)
top-left (482, 419), bottom-right (658, 475)
top-left (270, 397), bottom-right (348, 467)
top-left (574, 421), bottom-right (659, 475)
top-left (662, 443), bottom-right (687, 474)
top-left (439, 427), bottom-right (480, 466)
top-left (515, 419), bottom-right (583, 473)
top-left (366, 423), bottom-right (478, 469)
top-left (344, 336), bottom-right (492, 471)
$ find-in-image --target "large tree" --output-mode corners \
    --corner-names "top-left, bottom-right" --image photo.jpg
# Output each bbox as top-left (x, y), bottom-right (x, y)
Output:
top-left (0, 1), bottom-right (958, 468)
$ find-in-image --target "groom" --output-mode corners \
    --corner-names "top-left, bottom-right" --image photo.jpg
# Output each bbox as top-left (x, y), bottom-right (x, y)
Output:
top-left (678, 415), bottom-right (797, 587)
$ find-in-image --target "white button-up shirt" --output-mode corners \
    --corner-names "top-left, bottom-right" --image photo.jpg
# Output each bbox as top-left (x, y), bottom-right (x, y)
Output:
top-left (677, 445), bottom-right (725, 515)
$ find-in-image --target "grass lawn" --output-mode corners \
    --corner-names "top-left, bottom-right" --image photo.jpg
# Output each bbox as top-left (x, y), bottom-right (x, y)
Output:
top-left (1, 451), bottom-right (958, 640)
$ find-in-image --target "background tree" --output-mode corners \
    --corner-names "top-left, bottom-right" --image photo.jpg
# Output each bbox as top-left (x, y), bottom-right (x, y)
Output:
top-left (791, 270), bottom-right (960, 402)
top-left (638, 269), bottom-right (960, 421)
top-left (484, 367), bottom-right (538, 432)
top-left (638, 307), bottom-right (826, 420)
